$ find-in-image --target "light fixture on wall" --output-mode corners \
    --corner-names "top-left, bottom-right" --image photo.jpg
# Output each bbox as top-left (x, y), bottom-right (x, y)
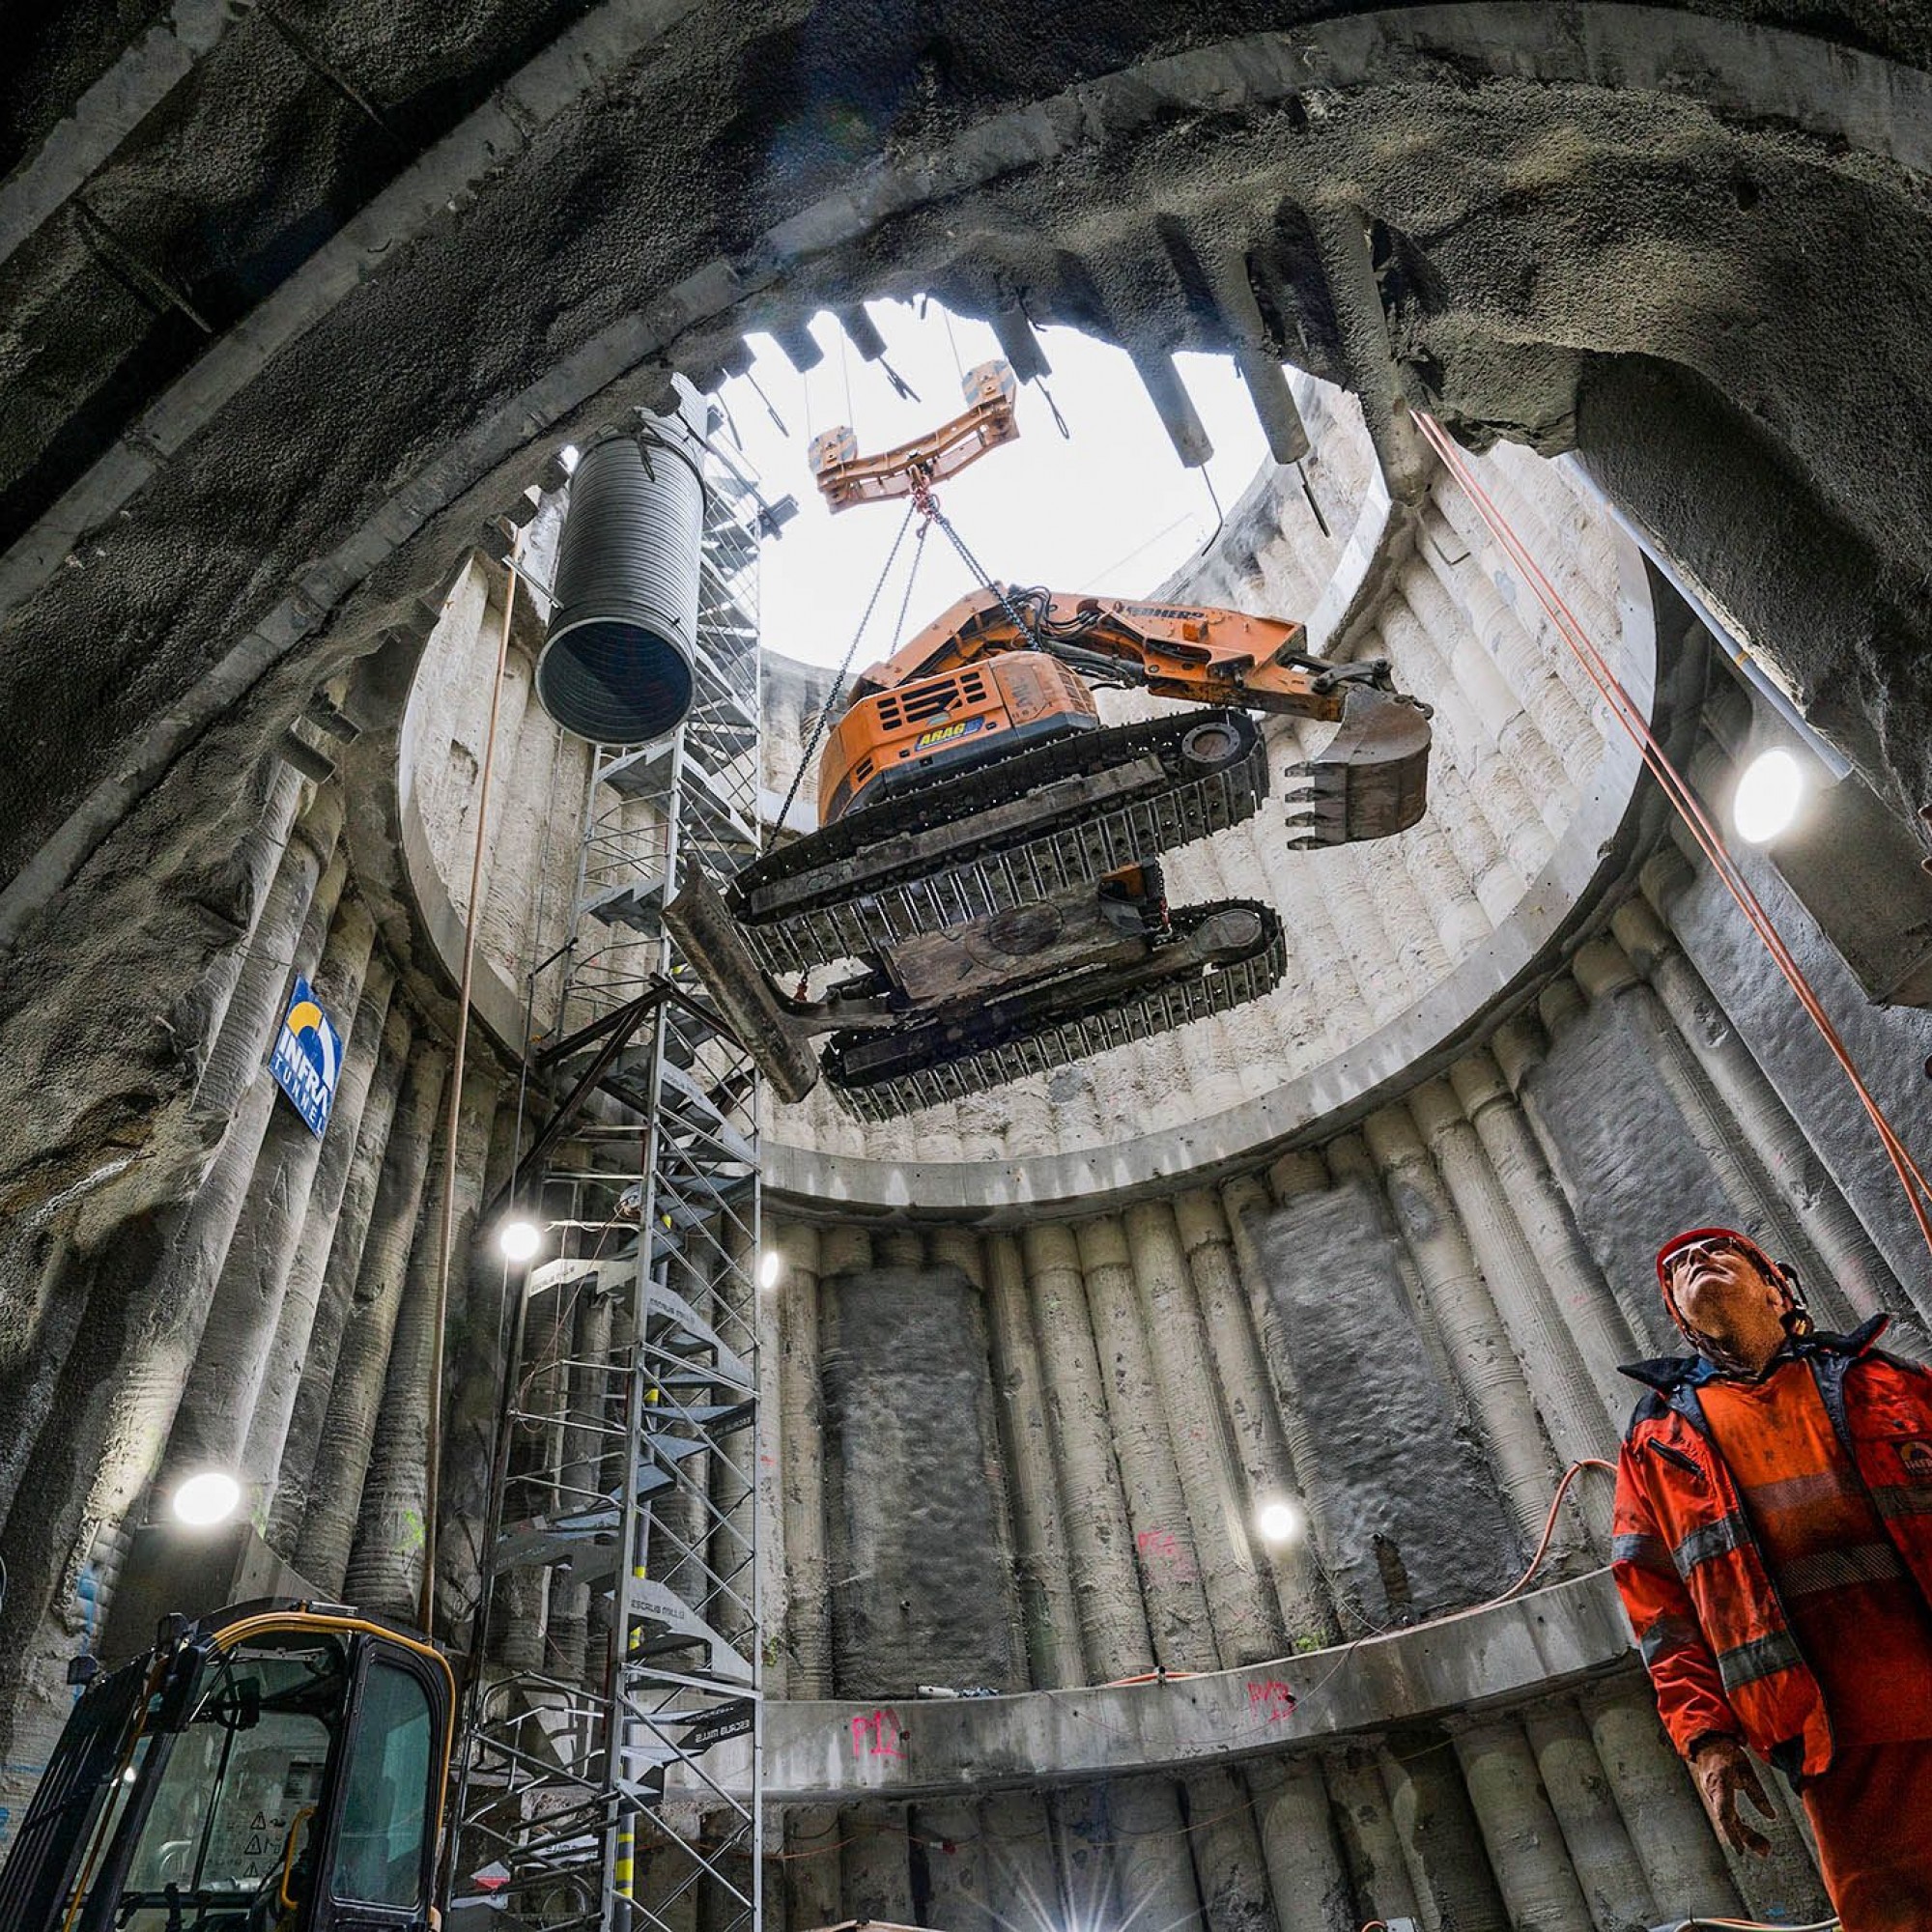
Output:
top-left (171, 1470), bottom-right (242, 1528)
top-left (1255, 1497), bottom-right (1305, 1546)
top-left (1732, 746), bottom-right (1806, 844)
top-left (758, 1249), bottom-right (782, 1292)
top-left (498, 1218), bottom-right (542, 1263)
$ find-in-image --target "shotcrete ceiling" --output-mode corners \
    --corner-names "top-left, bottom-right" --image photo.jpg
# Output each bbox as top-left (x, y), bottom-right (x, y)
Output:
top-left (4, 2), bottom-right (1932, 1220)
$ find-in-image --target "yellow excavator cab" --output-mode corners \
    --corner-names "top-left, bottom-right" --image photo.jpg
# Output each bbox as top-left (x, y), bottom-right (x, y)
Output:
top-left (0, 1600), bottom-right (456, 1932)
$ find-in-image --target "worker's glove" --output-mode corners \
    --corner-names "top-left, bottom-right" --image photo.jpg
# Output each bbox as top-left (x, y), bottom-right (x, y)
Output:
top-left (1688, 1734), bottom-right (1776, 1857)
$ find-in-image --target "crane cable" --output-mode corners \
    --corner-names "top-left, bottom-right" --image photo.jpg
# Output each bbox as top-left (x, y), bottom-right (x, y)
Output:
top-left (768, 497), bottom-right (921, 849)
top-left (770, 473), bottom-right (1044, 847)
top-left (1414, 410), bottom-right (1932, 1267)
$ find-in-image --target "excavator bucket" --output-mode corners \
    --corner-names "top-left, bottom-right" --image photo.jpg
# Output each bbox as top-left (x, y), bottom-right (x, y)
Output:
top-left (663, 869), bottom-right (823, 1105)
top-left (1281, 684), bottom-right (1433, 847)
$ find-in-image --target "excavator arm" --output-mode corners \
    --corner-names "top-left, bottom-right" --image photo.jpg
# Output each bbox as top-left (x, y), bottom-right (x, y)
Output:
top-left (850, 583), bottom-right (1391, 724)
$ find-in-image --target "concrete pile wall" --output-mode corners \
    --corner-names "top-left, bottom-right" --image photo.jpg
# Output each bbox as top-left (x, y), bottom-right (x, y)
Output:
top-left (6, 3), bottom-right (1932, 1918)
top-left (1, 474), bottom-right (1927, 1929)
top-left (0, 586), bottom-right (526, 1845)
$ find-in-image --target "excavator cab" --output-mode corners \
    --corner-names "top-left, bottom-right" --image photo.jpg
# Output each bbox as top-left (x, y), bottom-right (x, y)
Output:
top-left (0, 1601), bottom-right (455, 1932)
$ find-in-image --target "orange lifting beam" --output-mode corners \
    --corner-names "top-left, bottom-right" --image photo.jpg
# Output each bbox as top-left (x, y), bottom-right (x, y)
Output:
top-left (809, 359), bottom-right (1019, 513)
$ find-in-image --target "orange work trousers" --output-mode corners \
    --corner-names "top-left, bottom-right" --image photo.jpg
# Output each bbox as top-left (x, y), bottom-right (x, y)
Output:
top-left (1803, 1739), bottom-right (1932, 1931)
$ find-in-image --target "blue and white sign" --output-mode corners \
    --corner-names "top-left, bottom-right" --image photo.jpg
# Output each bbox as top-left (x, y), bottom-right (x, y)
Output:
top-left (269, 976), bottom-right (343, 1140)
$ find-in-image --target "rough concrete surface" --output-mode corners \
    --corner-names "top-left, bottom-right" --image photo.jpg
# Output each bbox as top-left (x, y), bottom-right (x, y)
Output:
top-left (819, 1263), bottom-right (1025, 1697)
top-left (8, 5), bottom-right (1932, 1917)
top-left (1256, 1177), bottom-right (1516, 1628)
top-left (1523, 986), bottom-right (1743, 1364)
top-left (11, 2), bottom-right (1932, 1230)
top-left (1668, 832), bottom-right (1932, 1302)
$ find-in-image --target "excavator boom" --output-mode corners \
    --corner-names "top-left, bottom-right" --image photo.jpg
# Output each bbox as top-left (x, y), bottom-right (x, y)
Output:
top-left (851, 584), bottom-right (1343, 717)
top-left (822, 582), bottom-right (1431, 840)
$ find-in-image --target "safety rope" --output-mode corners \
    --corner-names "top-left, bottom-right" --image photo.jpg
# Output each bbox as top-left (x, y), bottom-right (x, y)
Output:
top-left (768, 497), bottom-right (921, 847)
top-left (1414, 410), bottom-right (1932, 1267)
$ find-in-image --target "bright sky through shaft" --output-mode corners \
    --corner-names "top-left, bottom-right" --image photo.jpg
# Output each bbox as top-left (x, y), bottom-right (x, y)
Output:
top-left (715, 297), bottom-right (1271, 669)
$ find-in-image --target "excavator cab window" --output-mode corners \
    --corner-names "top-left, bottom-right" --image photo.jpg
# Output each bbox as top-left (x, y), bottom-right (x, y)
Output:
top-left (99, 1632), bottom-right (346, 1930)
top-left (327, 1659), bottom-right (435, 1913)
top-left (2, 1611), bottom-right (453, 1932)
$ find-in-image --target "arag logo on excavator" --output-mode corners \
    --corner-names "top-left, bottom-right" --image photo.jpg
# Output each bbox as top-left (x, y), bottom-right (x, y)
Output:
top-left (914, 718), bottom-right (984, 751)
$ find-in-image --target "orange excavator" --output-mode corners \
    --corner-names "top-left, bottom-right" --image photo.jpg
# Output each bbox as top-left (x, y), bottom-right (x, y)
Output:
top-left (667, 369), bottom-right (1434, 1118)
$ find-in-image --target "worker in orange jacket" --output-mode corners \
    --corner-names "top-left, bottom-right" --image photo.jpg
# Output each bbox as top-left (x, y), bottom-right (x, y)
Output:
top-left (1612, 1226), bottom-right (1932, 1930)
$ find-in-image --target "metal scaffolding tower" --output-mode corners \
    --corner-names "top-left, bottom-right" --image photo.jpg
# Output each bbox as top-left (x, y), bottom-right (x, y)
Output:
top-left (452, 432), bottom-right (766, 1932)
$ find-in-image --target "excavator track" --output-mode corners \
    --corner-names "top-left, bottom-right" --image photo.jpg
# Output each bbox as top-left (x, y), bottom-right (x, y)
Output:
top-left (733, 709), bottom-right (1265, 978)
top-left (824, 900), bottom-right (1285, 1121)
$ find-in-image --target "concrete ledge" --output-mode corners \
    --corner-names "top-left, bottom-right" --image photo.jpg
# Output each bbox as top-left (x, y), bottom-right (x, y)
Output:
top-left (726, 1569), bottom-right (1632, 1803)
top-left (395, 757), bottom-right (530, 1053)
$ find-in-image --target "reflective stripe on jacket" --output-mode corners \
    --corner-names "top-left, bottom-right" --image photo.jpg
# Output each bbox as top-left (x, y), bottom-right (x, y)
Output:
top-left (1612, 1315), bottom-right (1932, 1783)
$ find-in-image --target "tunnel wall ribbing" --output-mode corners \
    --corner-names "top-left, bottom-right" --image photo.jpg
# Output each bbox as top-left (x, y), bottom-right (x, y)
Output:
top-left (0, 722), bottom-right (521, 1842)
top-left (2, 425), bottom-right (1929, 1932)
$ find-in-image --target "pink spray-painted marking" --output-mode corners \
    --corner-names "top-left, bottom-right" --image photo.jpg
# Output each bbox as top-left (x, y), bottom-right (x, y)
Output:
top-left (850, 1709), bottom-right (905, 1760)
top-left (1246, 1678), bottom-right (1297, 1722)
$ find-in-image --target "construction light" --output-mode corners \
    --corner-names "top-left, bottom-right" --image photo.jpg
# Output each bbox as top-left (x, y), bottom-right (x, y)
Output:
top-left (1256, 1497), bottom-right (1305, 1546)
top-left (498, 1218), bottom-right (542, 1263)
top-left (559, 443), bottom-right (582, 475)
top-left (172, 1471), bottom-right (242, 1528)
top-left (1732, 747), bottom-right (1804, 844)
top-left (758, 1249), bottom-right (782, 1292)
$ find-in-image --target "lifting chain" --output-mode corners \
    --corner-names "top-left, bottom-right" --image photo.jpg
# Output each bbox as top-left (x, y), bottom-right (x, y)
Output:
top-left (767, 497), bottom-right (920, 849)
top-left (769, 467), bottom-right (1046, 852)
top-left (909, 469), bottom-right (1040, 645)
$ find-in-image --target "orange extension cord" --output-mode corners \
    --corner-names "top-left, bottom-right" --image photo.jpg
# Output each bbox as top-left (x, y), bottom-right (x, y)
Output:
top-left (1414, 411), bottom-right (1932, 1270)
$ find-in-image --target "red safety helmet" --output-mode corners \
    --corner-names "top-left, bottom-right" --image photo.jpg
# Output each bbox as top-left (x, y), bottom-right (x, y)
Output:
top-left (1656, 1225), bottom-right (1808, 1347)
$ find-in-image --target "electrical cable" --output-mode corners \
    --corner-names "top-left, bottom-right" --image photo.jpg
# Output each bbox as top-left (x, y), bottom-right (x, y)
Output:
top-left (1194, 466), bottom-right (1224, 558)
top-left (1469, 1457), bottom-right (1614, 1615)
top-left (1662, 1919), bottom-right (1838, 1931)
top-left (1037, 379), bottom-right (1070, 439)
top-left (1047, 1459), bottom-right (1617, 1768)
top-left (1414, 410), bottom-right (1932, 1269)
top-left (760, 1461), bottom-right (1625, 1871)
top-left (745, 370), bottom-right (787, 437)
top-left (420, 527), bottom-right (520, 1634)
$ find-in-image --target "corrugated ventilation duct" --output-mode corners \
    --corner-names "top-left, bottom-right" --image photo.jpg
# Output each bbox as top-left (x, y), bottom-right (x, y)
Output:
top-left (536, 414), bottom-right (707, 743)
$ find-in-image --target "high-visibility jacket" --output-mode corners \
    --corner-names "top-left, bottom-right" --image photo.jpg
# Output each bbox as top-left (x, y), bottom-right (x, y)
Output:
top-left (1612, 1316), bottom-right (1932, 1784)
